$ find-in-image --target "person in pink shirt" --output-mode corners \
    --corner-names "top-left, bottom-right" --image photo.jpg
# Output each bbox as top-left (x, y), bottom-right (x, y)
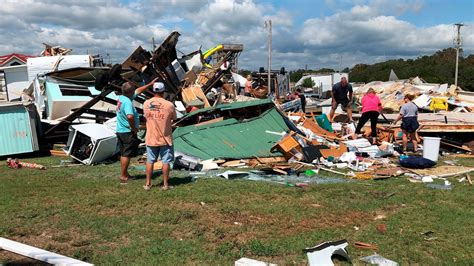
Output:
top-left (355, 88), bottom-right (382, 144)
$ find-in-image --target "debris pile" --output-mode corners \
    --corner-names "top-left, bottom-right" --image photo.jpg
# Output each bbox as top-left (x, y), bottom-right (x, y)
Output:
top-left (0, 32), bottom-right (472, 185)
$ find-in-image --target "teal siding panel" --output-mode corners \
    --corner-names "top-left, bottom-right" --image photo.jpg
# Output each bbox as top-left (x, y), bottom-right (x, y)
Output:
top-left (0, 105), bottom-right (34, 156)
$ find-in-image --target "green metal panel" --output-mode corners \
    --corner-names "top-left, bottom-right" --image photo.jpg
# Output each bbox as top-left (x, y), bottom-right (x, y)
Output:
top-left (173, 108), bottom-right (287, 160)
top-left (0, 104), bottom-right (35, 156)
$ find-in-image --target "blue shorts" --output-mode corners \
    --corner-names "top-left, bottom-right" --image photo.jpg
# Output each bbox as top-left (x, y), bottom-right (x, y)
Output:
top-left (146, 145), bottom-right (174, 164)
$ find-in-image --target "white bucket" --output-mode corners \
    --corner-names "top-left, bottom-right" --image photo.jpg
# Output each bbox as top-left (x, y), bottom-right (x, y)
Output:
top-left (423, 137), bottom-right (441, 162)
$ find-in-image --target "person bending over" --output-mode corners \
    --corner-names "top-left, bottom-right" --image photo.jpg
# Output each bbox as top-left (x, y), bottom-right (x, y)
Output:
top-left (329, 77), bottom-right (353, 122)
top-left (355, 88), bottom-right (382, 144)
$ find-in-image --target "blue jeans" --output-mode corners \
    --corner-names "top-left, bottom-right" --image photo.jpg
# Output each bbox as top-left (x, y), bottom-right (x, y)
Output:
top-left (146, 145), bottom-right (174, 164)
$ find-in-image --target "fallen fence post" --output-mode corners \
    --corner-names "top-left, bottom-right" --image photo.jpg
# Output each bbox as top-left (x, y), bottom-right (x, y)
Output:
top-left (0, 237), bottom-right (93, 266)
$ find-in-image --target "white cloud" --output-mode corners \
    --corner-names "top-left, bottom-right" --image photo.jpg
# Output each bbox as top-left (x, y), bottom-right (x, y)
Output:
top-left (0, 0), bottom-right (471, 72)
top-left (298, 5), bottom-right (474, 68)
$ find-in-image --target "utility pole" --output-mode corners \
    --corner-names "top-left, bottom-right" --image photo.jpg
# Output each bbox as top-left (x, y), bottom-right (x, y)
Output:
top-left (454, 23), bottom-right (464, 89)
top-left (265, 20), bottom-right (273, 98)
top-left (152, 37), bottom-right (156, 52)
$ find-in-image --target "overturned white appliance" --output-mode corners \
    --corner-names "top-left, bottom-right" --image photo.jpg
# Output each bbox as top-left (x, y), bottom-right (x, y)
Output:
top-left (64, 120), bottom-right (117, 165)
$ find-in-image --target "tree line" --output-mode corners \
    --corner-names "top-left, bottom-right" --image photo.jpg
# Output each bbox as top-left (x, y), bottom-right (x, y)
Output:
top-left (350, 48), bottom-right (473, 91)
top-left (239, 48), bottom-right (472, 91)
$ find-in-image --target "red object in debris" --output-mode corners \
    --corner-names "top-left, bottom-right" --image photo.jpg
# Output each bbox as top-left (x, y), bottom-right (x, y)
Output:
top-left (186, 106), bottom-right (199, 113)
top-left (6, 158), bottom-right (46, 170)
top-left (295, 183), bottom-right (309, 187)
top-left (376, 223), bottom-right (387, 234)
top-left (6, 158), bottom-right (19, 168)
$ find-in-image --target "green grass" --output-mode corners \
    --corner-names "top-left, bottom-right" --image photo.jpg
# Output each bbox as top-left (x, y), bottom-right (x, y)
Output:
top-left (1, 155), bottom-right (474, 265)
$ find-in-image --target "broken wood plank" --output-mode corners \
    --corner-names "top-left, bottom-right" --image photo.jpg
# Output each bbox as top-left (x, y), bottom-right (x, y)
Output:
top-left (319, 143), bottom-right (348, 159)
top-left (0, 237), bottom-right (92, 265)
top-left (467, 174), bottom-right (473, 185)
top-left (49, 150), bottom-right (68, 157)
top-left (418, 124), bottom-right (474, 133)
top-left (272, 168), bottom-right (288, 175)
top-left (246, 157), bottom-right (287, 167)
top-left (440, 140), bottom-right (472, 153)
top-left (437, 168), bottom-right (474, 178)
top-left (450, 154), bottom-right (474, 158)
top-left (195, 117), bottom-right (224, 127)
top-left (320, 167), bottom-right (349, 176)
top-left (222, 160), bottom-right (244, 167)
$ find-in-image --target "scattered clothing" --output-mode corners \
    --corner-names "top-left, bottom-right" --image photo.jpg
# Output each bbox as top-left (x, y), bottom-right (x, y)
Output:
top-left (399, 156), bottom-right (436, 169)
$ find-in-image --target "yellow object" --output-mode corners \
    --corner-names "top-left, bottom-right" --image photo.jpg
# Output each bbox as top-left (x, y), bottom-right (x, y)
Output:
top-left (429, 98), bottom-right (448, 111)
top-left (202, 44), bottom-right (223, 68)
top-left (353, 172), bottom-right (375, 180)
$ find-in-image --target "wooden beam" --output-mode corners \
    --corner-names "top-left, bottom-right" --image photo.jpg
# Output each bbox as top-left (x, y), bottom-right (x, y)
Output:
top-left (0, 237), bottom-right (93, 265)
top-left (418, 124), bottom-right (474, 133)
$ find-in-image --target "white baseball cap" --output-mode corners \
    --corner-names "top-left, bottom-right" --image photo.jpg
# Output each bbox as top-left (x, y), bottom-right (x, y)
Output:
top-left (152, 82), bottom-right (165, 93)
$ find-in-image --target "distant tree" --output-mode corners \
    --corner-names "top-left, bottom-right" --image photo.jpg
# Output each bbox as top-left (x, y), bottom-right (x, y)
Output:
top-left (349, 48), bottom-right (473, 91)
top-left (289, 68), bottom-right (338, 83)
top-left (301, 77), bottom-right (315, 88)
top-left (315, 68), bottom-right (336, 73)
top-left (238, 69), bottom-right (252, 77)
top-left (289, 69), bottom-right (307, 83)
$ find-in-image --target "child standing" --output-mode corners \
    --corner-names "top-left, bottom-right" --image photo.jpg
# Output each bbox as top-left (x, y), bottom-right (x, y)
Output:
top-left (393, 94), bottom-right (419, 152)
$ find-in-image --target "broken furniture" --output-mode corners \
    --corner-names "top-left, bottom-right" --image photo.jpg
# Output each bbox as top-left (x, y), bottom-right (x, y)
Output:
top-left (64, 123), bottom-right (117, 165)
top-left (271, 132), bottom-right (302, 160)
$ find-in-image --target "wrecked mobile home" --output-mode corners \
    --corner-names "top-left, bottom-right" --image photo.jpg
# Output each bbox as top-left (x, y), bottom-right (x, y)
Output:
top-left (0, 31), bottom-right (473, 177)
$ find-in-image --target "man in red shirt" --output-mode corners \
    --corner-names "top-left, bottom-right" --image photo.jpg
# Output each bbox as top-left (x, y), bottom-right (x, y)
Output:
top-left (143, 82), bottom-right (177, 190)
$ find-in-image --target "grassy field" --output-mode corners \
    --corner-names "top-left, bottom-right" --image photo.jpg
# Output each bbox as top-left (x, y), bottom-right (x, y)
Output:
top-left (1, 155), bottom-right (474, 265)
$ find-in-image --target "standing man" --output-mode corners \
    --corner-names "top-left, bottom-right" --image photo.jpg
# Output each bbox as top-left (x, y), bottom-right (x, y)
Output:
top-left (116, 79), bottom-right (156, 184)
top-left (296, 88), bottom-right (306, 113)
top-left (329, 77), bottom-right (353, 122)
top-left (143, 82), bottom-right (177, 191)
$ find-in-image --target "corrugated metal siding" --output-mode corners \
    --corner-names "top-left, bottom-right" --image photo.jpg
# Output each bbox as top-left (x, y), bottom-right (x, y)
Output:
top-left (0, 104), bottom-right (34, 156)
top-left (173, 108), bottom-right (287, 160)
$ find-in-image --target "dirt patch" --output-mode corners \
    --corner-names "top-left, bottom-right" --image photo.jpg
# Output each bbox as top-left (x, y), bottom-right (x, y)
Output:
top-left (2, 223), bottom-right (102, 261)
top-left (0, 250), bottom-right (48, 265)
top-left (289, 210), bottom-right (372, 233)
top-left (96, 206), bottom-right (139, 217)
top-left (164, 201), bottom-right (373, 251)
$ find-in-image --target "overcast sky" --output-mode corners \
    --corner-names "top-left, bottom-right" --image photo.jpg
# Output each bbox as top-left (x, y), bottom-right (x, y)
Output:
top-left (0, 0), bottom-right (473, 71)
